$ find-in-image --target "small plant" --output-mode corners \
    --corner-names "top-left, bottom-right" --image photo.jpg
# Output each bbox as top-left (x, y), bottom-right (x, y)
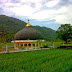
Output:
top-left (19, 47), bottom-right (25, 49)
top-left (67, 39), bottom-right (72, 43)
top-left (40, 45), bottom-right (48, 48)
top-left (43, 45), bottom-right (48, 48)
top-left (40, 47), bottom-right (43, 48)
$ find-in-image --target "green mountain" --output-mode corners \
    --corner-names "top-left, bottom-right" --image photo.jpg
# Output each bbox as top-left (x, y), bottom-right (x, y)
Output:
top-left (0, 15), bottom-right (56, 42)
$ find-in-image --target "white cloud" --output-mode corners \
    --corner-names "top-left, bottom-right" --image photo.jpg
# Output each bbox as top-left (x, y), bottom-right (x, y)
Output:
top-left (0, 0), bottom-right (11, 3)
top-left (35, 3), bottom-right (42, 9)
top-left (29, 6), bottom-right (67, 20)
top-left (20, 0), bottom-right (43, 9)
top-left (0, 0), bottom-right (72, 25)
top-left (9, 5), bottom-right (36, 17)
top-left (55, 14), bottom-right (72, 24)
top-left (29, 10), bottom-right (55, 20)
top-left (0, 0), bottom-right (42, 17)
top-left (54, 5), bottom-right (72, 24)
top-left (29, 5), bottom-right (72, 24)
top-left (69, 0), bottom-right (72, 2)
top-left (20, 0), bottom-right (42, 3)
top-left (46, 0), bottom-right (60, 7)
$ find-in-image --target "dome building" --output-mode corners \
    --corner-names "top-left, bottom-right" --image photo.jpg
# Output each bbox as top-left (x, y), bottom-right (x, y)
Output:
top-left (12, 20), bottom-right (44, 49)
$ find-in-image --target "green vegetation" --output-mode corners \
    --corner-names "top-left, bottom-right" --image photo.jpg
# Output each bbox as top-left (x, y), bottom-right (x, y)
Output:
top-left (56, 24), bottom-right (72, 43)
top-left (0, 49), bottom-right (72, 72)
top-left (41, 44), bottom-right (49, 48)
top-left (19, 47), bottom-right (25, 50)
top-left (0, 43), bottom-right (13, 47)
top-left (0, 41), bottom-right (72, 48)
top-left (0, 15), bottom-right (56, 42)
top-left (43, 41), bottom-right (72, 48)
top-left (34, 26), bottom-right (56, 41)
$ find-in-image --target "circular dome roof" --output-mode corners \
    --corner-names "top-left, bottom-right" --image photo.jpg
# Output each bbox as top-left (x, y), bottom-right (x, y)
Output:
top-left (14, 20), bottom-right (43, 40)
top-left (14, 26), bottom-right (43, 40)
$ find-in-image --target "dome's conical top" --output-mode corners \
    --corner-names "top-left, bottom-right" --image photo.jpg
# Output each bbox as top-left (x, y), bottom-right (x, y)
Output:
top-left (26, 20), bottom-right (31, 27)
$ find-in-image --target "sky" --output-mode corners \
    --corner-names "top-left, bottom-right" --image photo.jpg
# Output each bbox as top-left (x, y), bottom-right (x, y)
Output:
top-left (0, 0), bottom-right (72, 30)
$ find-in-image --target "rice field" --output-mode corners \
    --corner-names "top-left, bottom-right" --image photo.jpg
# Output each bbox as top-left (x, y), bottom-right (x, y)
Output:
top-left (0, 49), bottom-right (72, 72)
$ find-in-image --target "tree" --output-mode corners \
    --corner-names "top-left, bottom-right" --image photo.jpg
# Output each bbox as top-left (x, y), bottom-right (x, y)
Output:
top-left (0, 32), bottom-right (6, 43)
top-left (56, 24), bottom-right (72, 43)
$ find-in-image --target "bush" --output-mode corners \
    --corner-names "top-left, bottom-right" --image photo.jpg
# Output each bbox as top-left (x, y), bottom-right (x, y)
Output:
top-left (40, 45), bottom-right (48, 48)
top-left (19, 47), bottom-right (25, 49)
top-left (40, 47), bottom-right (43, 48)
top-left (67, 39), bottom-right (71, 43)
top-left (43, 45), bottom-right (48, 48)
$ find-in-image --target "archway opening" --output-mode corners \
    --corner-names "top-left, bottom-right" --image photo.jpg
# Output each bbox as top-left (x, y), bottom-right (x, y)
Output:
top-left (33, 44), bottom-right (35, 47)
top-left (25, 43), bottom-right (27, 47)
top-left (28, 43), bottom-right (31, 47)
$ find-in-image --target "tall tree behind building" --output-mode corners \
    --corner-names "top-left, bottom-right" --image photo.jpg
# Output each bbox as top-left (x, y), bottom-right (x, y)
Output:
top-left (56, 24), bottom-right (72, 43)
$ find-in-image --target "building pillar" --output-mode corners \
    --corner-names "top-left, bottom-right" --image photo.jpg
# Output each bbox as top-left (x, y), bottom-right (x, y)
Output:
top-left (14, 43), bottom-right (17, 49)
top-left (35, 43), bottom-right (37, 46)
top-left (14, 43), bottom-right (16, 48)
top-left (27, 43), bottom-right (29, 48)
top-left (38, 42), bottom-right (40, 48)
top-left (16, 43), bottom-right (19, 49)
top-left (41, 42), bottom-right (43, 47)
top-left (16, 43), bottom-right (17, 48)
top-left (35, 43), bottom-right (37, 49)
top-left (19, 43), bottom-right (21, 47)
top-left (18, 43), bottom-right (19, 48)
top-left (31, 43), bottom-right (33, 48)
top-left (23, 43), bottom-right (25, 47)
top-left (14, 43), bottom-right (16, 49)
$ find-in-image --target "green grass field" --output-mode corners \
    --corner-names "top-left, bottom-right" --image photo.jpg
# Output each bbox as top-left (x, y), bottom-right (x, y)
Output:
top-left (0, 49), bottom-right (72, 72)
top-left (0, 43), bottom-right (13, 47)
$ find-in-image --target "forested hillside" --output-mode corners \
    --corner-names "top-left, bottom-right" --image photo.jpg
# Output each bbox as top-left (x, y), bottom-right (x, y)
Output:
top-left (33, 26), bottom-right (56, 40)
top-left (0, 15), bottom-right (56, 42)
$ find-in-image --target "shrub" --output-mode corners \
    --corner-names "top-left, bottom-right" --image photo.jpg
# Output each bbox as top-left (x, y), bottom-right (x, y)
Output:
top-left (19, 47), bottom-right (25, 49)
top-left (43, 45), bottom-right (48, 48)
top-left (40, 47), bottom-right (43, 48)
top-left (67, 39), bottom-right (71, 43)
top-left (40, 45), bottom-right (49, 48)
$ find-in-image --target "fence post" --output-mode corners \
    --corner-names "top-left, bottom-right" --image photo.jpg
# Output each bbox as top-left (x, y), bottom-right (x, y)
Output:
top-left (6, 45), bottom-right (8, 53)
top-left (63, 43), bottom-right (64, 46)
top-left (53, 43), bottom-right (54, 48)
top-left (35, 44), bottom-right (36, 49)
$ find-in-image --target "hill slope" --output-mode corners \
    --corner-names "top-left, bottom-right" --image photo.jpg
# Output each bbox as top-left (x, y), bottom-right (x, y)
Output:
top-left (33, 26), bottom-right (56, 40)
top-left (0, 15), bottom-right (56, 42)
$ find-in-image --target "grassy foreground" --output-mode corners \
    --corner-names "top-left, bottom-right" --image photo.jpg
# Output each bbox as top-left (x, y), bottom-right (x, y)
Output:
top-left (0, 49), bottom-right (72, 72)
